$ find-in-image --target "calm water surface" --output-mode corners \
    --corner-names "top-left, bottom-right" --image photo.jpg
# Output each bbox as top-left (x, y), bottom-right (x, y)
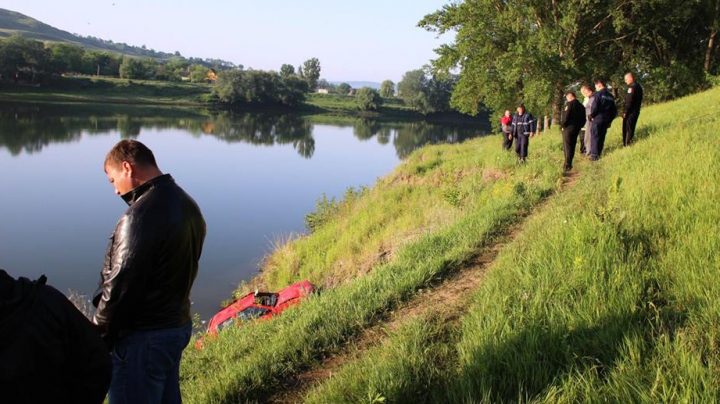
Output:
top-left (0, 102), bottom-right (488, 320)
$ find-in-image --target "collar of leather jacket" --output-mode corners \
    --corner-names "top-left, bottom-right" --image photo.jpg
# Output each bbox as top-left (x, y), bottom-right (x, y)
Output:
top-left (120, 173), bottom-right (173, 206)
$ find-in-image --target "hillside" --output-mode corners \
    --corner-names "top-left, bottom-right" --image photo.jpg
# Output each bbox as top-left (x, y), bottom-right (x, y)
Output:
top-left (180, 85), bottom-right (720, 403)
top-left (0, 8), bottom-right (227, 65)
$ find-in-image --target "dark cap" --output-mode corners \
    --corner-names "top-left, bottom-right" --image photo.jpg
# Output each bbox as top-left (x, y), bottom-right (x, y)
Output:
top-left (516, 103), bottom-right (525, 108)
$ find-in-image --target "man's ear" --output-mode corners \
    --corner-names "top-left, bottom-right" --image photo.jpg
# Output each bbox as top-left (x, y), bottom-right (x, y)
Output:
top-left (121, 161), bottom-right (133, 176)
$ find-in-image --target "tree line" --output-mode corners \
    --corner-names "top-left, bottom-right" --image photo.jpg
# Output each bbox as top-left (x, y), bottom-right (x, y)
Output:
top-left (420, 0), bottom-right (720, 123)
top-left (0, 34), bottom-right (470, 114)
top-left (0, 35), bottom-right (238, 83)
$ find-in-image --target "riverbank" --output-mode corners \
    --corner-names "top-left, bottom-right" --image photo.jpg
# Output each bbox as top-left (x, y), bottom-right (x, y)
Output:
top-left (0, 76), bottom-right (486, 124)
top-left (180, 85), bottom-right (720, 403)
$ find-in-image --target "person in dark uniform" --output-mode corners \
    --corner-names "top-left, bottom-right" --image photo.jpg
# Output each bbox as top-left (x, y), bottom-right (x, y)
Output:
top-left (622, 72), bottom-right (644, 146)
top-left (589, 78), bottom-right (616, 161)
top-left (511, 103), bottom-right (536, 163)
top-left (561, 91), bottom-right (587, 171)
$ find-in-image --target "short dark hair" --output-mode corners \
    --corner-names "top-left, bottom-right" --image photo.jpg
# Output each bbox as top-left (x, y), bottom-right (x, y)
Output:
top-left (566, 91), bottom-right (576, 97)
top-left (593, 78), bottom-right (605, 86)
top-left (105, 139), bottom-right (158, 170)
top-left (581, 83), bottom-right (593, 92)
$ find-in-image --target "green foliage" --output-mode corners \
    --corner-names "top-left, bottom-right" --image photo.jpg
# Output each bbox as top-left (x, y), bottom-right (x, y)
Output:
top-left (119, 57), bottom-right (159, 80)
top-left (336, 82), bottom-right (352, 95)
top-left (189, 64), bottom-right (210, 83)
top-left (420, 0), bottom-right (718, 121)
top-left (298, 57), bottom-right (321, 91)
top-left (279, 63), bottom-right (295, 77)
top-left (212, 69), bottom-right (308, 107)
top-left (355, 86), bottom-right (383, 111)
top-left (397, 69), bottom-right (457, 114)
top-left (380, 79), bottom-right (395, 98)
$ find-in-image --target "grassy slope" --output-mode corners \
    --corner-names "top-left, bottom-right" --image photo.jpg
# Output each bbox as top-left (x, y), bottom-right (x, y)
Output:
top-left (300, 87), bottom-right (720, 403)
top-left (180, 108), bottom-right (566, 402)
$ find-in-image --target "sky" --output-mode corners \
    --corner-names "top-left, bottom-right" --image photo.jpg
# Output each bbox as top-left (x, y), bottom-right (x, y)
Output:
top-left (3, 0), bottom-right (456, 83)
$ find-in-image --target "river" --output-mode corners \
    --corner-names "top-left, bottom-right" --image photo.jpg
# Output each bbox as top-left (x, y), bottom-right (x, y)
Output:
top-left (0, 102), bottom-right (489, 321)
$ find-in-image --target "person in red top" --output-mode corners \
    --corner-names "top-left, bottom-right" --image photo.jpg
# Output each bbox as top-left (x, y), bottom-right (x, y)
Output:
top-left (500, 109), bottom-right (513, 150)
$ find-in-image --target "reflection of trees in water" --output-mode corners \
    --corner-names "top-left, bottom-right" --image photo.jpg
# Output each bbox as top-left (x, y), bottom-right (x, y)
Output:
top-left (0, 103), bottom-right (487, 159)
top-left (351, 119), bottom-right (487, 159)
top-left (205, 112), bottom-right (315, 158)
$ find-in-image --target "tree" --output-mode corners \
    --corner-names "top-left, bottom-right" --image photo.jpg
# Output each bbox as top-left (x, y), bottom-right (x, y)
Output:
top-left (212, 69), bottom-right (307, 106)
top-left (298, 57), bottom-right (321, 91)
top-left (420, 0), bottom-right (719, 124)
top-left (398, 69), bottom-right (428, 111)
top-left (337, 82), bottom-right (352, 95)
top-left (380, 80), bottom-right (395, 97)
top-left (355, 87), bottom-right (383, 111)
top-left (280, 64), bottom-right (295, 77)
top-left (189, 65), bottom-right (210, 82)
top-left (48, 43), bottom-right (85, 73)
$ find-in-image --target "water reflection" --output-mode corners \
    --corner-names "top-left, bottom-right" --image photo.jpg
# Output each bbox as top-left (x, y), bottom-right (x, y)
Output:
top-left (0, 102), bottom-right (489, 159)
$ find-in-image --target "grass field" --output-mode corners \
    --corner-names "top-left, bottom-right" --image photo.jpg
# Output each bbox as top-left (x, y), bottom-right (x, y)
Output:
top-left (178, 85), bottom-right (720, 403)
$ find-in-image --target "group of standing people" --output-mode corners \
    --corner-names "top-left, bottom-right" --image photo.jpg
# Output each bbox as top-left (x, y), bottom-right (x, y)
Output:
top-left (1, 139), bottom-right (206, 404)
top-left (501, 72), bottom-right (644, 170)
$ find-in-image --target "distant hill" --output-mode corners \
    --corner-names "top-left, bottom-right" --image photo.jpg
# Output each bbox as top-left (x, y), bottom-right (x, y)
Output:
top-left (0, 8), bottom-right (235, 67)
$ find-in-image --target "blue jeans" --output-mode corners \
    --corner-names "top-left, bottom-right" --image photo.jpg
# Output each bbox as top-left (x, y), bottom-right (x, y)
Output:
top-left (109, 322), bottom-right (192, 404)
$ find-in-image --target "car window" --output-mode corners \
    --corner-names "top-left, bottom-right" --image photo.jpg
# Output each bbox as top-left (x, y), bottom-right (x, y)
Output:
top-left (217, 317), bottom-right (236, 332)
top-left (237, 306), bottom-right (271, 322)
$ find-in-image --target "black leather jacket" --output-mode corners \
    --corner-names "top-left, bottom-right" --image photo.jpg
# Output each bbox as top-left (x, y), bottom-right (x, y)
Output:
top-left (93, 174), bottom-right (206, 338)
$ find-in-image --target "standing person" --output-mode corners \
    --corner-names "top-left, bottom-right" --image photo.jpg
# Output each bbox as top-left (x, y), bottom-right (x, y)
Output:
top-left (580, 84), bottom-right (595, 156)
top-left (622, 72), bottom-right (644, 146)
top-left (588, 78), bottom-right (616, 160)
top-left (500, 109), bottom-right (513, 150)
top-left (93, 139), bottom-right (206, 404)
top-left (1, 270), bottom-right (111, 404)
top-left (560, 91), bottom-right (587, 171)
top-left (511, 103), bottom-right (536, 162)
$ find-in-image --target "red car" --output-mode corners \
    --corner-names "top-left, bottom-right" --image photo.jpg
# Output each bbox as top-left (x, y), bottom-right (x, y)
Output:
top-left (197, 280), bottom-right (315, 348)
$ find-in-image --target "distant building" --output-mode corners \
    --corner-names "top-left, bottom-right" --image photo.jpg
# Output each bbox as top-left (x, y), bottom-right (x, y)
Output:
top-left (206, 69), bottom-right (217, 83)
top-left (317, 88), bottom-right (329, 94)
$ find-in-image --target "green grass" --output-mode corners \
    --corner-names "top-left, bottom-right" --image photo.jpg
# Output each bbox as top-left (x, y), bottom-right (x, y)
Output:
top-left (179, 115), bottom-right (566, 403)
top-left (0, 76), bottom-right (215, 104)
top-left (294, 87), bottom-right (720, 403)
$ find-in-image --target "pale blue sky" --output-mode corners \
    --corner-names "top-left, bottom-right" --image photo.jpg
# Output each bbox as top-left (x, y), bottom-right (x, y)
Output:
top-left (3, 1), bottom-right (454, 83)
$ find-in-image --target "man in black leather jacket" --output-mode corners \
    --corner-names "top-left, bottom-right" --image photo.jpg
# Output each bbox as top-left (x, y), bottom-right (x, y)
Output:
top-left (93, 139), bottom-right (206, 404)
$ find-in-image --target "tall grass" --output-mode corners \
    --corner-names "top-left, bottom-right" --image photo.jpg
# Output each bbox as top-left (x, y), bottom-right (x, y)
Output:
top-left (180, 120), bottom-right (566, 402)
top-left (298, 87), bottom-right (720, 403)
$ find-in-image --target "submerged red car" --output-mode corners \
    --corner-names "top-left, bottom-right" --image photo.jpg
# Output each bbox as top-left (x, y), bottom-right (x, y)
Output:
top-left (197, 280), bottom-right (315, 347)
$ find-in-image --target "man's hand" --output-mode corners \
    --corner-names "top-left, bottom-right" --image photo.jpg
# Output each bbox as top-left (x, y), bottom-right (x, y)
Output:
top-left (530, 132), bottom-right (535, 138)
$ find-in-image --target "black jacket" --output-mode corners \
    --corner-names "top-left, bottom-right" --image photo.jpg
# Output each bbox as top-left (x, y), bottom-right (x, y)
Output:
top-left (562, 99), bottom-right (586, 130)
top-left (0, 270), bottom-right (111, 404)
top-left (624, 82), bottom-right (643, 115)
top-left (93, 174), bottom-right (206, 341)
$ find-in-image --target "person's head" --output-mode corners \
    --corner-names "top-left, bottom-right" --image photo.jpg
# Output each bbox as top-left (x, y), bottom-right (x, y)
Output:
top-left (516, 103), bottom-right (525, 114)
top-left (624, 72), bottom-right (635, 85)
top-left (580, 84), bottom-right (593, 96)
top-left (504, 110), bottom-right (511, 117)
top-left (104, 140), bottom-right (162, 195)
top-left (565, 91), bottom-right (576, 102)
top-left (593, 78), bottom-right (606, 91)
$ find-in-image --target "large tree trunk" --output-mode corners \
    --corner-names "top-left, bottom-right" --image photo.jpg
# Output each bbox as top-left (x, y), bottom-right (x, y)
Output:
top-left (707, 0), bottom-right (720, 72)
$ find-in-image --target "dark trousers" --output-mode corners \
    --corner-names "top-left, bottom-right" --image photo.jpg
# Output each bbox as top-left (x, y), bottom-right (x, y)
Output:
top-left (579, 129), bottom-right (586, 154)
top-left (590, 119), bottom-right (608, 160)
top-left (502, 132), bottom-right (513, 150)
top-left (623, 111), bottom-right (640, 146)
top-left (515, 134), bottom-right (529, 159)
top-left (109, 322), bottom-right (192, 404)
top-left (562, 125), bottom-right (581, 169)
